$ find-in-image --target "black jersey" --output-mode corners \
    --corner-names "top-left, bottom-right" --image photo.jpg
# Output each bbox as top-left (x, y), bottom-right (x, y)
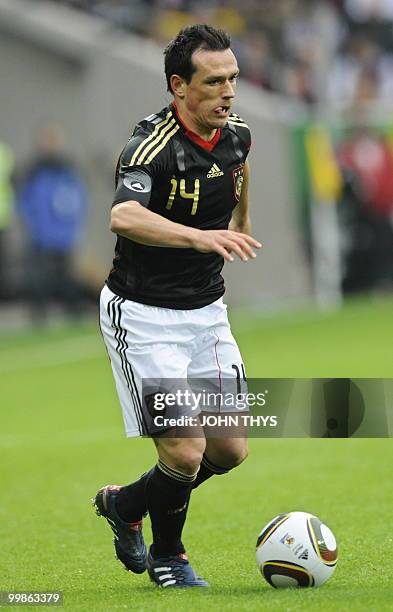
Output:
top-left (107, 103), bottom-right (251, 309)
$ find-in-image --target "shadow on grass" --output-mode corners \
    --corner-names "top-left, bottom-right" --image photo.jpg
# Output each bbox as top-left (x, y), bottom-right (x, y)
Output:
top-left (77, 583), bottom-right (271, 598)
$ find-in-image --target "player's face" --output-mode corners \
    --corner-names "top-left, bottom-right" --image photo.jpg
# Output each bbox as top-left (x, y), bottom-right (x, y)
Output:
top-left (181, 48), bottom-right (239, 136)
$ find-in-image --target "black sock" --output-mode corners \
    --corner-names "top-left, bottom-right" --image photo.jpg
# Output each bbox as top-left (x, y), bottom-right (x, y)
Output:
top-left (115, 454), bottom-right (230, 523)
top-left (146, 459), bottom-right (198, 558)
top-left (192, 453), bottom-right (230, 490)
top-left (115, 471), bottom-right (151, 523)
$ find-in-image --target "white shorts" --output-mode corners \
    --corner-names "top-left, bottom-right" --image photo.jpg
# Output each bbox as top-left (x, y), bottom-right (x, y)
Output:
top-left (99, 284), bottom-right (246, 437)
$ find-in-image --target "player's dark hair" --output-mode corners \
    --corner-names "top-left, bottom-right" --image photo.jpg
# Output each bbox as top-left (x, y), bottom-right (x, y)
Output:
top-left (164, 24), bottom-right (231, 93)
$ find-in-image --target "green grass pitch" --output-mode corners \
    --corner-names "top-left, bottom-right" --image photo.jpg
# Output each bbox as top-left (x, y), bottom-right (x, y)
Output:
top-left (1, 296), bottom-right (393, 611)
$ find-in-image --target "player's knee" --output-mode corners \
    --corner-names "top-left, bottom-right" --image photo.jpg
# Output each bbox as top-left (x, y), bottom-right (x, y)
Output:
top-left (215, 443), bottom-right (248, 469)
top-left (236, 445), bottom-right (249, 466)
top-left (173, 440), bottom-right (205, 473)
top-left (159, 438), bottom-right (206, 475)
top-left (228, 446), bottom-right (248, 468)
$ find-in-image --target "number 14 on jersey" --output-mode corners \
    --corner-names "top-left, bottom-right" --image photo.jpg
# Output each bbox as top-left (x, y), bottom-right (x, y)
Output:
top-left (166, 178), bottom-right (200, 215)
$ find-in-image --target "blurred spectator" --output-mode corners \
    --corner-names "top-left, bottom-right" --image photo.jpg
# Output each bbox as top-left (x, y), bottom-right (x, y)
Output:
top-left (0, 142), bottom-right (14, 300)
top-left (282, 0), bottom-right (343, 102)
top-left (345, 0), bottom-right (393, 22)
top-left (282, 57), bottom-right (316, 105)
top-left (327, 37), bottom-right (393, 106)
top-left (337, 127), bottom-right (393, 292)
top-left (17, 124), bottom-right (90, 324)
top-left (235, 30), bottom-right (276, 91)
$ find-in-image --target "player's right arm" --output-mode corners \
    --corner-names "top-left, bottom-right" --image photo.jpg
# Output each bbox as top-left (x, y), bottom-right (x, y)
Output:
top-left (111, 201), bottom-right (261, 262)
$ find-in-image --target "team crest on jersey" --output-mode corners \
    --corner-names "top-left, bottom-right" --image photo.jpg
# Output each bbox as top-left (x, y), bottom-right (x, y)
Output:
top-left (232, 164), bottom-right (244, 202)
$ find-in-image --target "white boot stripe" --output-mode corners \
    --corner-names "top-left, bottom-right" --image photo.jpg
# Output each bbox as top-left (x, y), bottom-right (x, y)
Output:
top-left (154, 566), bottom-right (171, 572)
top-left (162, 580), bottom-right (177, 587)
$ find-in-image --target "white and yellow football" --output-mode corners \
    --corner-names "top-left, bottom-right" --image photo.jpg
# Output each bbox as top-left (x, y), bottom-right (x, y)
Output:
top-left (256, 511), bottom-right (338, 588)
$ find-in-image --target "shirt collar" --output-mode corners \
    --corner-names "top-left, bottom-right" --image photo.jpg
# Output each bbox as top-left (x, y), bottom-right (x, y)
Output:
top-left (171, 102), bottom-right (221, 152)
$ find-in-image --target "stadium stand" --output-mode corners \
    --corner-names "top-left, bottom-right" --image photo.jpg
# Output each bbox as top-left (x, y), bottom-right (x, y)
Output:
top-left (49, 0), bottom-right (393, 106)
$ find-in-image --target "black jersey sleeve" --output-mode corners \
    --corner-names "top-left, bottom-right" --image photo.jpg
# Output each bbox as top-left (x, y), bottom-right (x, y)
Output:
top-left (112, 122), bottom-right (172, 208)
top-left (114, 164), bottom-right (153, 207)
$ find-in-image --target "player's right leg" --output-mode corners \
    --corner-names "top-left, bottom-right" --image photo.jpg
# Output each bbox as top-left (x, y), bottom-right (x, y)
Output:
top-left (93, 286), bottom-right (152, 573)
top-left (95, 286), bottom-right (209, 584)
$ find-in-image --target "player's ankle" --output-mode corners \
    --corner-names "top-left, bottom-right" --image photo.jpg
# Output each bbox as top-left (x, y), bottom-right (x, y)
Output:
top-left (150, 542), bottom-right (186, 559)
top-left (115, 502), bottom-right (144, 523)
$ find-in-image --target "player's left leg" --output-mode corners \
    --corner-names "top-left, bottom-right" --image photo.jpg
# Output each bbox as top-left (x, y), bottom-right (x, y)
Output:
top-left (193, 436), bottom-right (248, 489)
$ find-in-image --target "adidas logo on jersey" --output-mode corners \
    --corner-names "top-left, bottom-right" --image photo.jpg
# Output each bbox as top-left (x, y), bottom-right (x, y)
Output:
top-left (207, 163), bottom-right (224, 178)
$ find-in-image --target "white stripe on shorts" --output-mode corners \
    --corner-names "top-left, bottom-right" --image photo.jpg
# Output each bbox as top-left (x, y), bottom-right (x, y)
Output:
top-left (107, 294), bottom-right (146, 435)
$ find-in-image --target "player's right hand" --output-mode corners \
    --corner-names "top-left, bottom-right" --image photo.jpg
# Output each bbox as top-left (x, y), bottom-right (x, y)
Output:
top-left (190, 229), bottom-right (262, 262)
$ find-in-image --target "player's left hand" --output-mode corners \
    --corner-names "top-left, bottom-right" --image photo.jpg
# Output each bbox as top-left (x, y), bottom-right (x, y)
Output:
top-left (190, 228), bottom-right (262, 262)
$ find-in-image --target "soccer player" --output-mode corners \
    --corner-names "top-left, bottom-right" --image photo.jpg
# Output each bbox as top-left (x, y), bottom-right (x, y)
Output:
top-left (94, 24), bottom-right (261, 588)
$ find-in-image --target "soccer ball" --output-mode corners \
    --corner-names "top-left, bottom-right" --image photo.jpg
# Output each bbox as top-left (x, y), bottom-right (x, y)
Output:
top-left (256, 511), bottom-right (337, 588)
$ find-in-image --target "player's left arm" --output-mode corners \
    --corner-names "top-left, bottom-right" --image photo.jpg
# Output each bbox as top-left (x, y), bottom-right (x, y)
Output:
top-left (229, 159), bottom-right (251, 235)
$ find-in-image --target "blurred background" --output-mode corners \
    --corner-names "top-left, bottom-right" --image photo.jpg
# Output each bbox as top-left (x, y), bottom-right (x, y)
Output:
top-left (0, 0), bottom-right (392, 331)
top-left (0, 0), bottom-right (392, 373)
